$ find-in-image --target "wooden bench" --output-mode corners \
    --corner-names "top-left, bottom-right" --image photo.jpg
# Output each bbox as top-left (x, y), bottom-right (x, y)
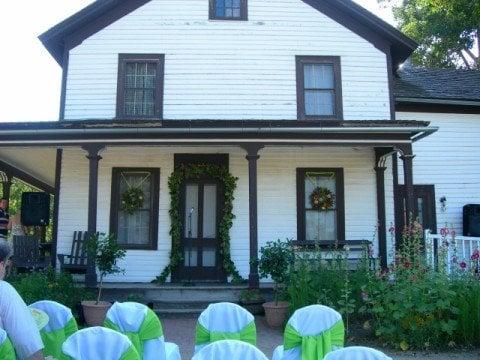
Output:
top-left (12, 235), bottom-right (49, 271)
top-left (57, 231), bottom-right (90, 274)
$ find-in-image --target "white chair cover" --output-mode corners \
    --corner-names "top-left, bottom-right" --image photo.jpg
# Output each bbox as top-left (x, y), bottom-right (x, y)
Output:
top-left (29, 300), bottom-right (74, 333)
top-left (324, 346), bottom-right (393, 360)
top-left (62, 327), bottom-right (135, 360)
top-left (106, 302), bottom-right (181, 360)
top-left (272, 304), bottom-right (343, 360)
top-left (192, 340), bottom-right (268, 360)
top-left (195, 302), bottom-right (255, 353)
top-left (0, 328), bottom-right (8, 345)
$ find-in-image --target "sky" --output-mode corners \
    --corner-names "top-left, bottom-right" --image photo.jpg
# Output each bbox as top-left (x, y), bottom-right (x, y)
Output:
top-left (0, 0), bottom-right (395, 123)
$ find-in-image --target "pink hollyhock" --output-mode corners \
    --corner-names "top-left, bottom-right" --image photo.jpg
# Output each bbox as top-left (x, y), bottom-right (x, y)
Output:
top-left (460, 261), bottom-right (467, 269)
top-left (471, 250), bottom-right (480, 261)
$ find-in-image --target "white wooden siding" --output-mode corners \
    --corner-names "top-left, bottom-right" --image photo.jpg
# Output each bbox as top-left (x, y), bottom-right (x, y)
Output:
top-left (57, 146), bottom-right (380, 282)
top-left (396, 112), bottom-right (480, 234)
top-left (65, 0), bottom-right (391, 121)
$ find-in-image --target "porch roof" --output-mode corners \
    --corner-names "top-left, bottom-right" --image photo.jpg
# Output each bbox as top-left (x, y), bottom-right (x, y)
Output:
top-left (0, 119), bottom-right (437, 147)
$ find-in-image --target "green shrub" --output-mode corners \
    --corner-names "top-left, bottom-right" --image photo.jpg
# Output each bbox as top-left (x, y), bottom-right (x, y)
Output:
top-left (8, 268), bottom-right (94, 313)
top-left (451, 275), bottom-right (480, 346)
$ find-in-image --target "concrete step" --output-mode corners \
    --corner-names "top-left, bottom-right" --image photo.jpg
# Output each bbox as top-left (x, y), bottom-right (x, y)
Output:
top-left (153, 300), bottom-right (213, 310)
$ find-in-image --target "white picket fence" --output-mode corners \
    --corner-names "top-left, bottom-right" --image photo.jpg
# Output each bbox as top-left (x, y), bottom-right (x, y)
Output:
top-left (425, 229), bottom-right (480, 274)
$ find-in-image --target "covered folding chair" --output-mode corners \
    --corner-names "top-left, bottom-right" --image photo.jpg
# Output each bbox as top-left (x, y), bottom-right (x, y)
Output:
top-left (324, 346), bottom-right (393, 360)
top-left (104, 302), bottom-right (180, 360)
top-left (62, 327), bottom-right (140, 360)
top-left (0, 328), bottom-right (15, 360)
top-left (272, 305), bottom-right (344, 360)
top-left (192, 340), bottom-right (268, 360)
top-left (29, 300), bottom-right (78, 360)
top-left (195, 302), bottom-right (256, 354)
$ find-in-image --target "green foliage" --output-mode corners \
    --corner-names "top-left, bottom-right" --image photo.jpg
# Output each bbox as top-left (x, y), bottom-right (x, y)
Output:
top-left (239, 288), bottom-right (265, 302)
top-left (451, 278), bottom-right (480, 346)
top-left (87, 233), bottom-right (126, 302)
top-left (258, 239), bottom-right (294, 304)
top-left (8, 268), bottom-right (94, 314)
top-left (156, 164), bottom-right (242, 283)
top-left (121, 187), bottom-right (145, 215)
top-left (363, 223), bottom-right (458, 350)
top-left (380, 0), bottom-right (480, 68)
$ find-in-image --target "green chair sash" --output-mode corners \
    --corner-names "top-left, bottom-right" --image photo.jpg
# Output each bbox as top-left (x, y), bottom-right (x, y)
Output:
top-left (195, 321), bottom-right (256, 346)
top-left (0, 336), bottom-right (15, 360)
top-left (104, 308), bottom-right (163, 357)
top-left (41, 317), bottom-right (78, 360)
top-left (284, 320), bottom-right (345, 360)
top-left (119, 345), bottom-right (141, 360)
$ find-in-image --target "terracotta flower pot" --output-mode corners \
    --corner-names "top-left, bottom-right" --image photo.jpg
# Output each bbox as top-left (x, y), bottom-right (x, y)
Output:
top-left (81, 300), bottom-right (112, 326)
top-left (263, 301), bottom-right (290, 327)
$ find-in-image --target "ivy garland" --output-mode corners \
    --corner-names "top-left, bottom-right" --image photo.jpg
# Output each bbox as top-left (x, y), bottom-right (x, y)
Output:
top-left (156, 163), bottom-right (243, 283)
top-left (310, 186), bottom-right (335, 211)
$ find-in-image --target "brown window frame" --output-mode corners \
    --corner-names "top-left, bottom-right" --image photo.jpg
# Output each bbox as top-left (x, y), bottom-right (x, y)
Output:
top-left (296, 168), bottom-right (346, 245)
top-left (209, 0), bottom-right (248, 21)
top-left (116, 54), bottom-right (165, 120)
top-left (110, 167), bottom-right (160, 250)
top-left (296, 56), bottom-right (343, 121)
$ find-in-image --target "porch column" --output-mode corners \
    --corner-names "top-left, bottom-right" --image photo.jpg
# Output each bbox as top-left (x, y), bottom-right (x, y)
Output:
top-left (1, 172), bottom-right (12, 212)
top-left (243, 144), bottom-right (264, 289)
top-left (374, 148), bottom-right (391, 269)
top-left (399, 144), bottom-right (415, 228)
top-left (51, 149), bottom-right (63, 268)
top-left (82, 145), bottom-right (105, 288)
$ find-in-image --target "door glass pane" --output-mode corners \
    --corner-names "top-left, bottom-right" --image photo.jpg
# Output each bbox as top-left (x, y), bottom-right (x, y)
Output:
top-left (184, 247), bottom-right (198, 267)
top-left (417, 197), bottom-right (424, 226)
top-left (202, 247), bottom-right (216, 267)
top-left (306, 210), bottom-right (337, 241)
top-left (184, 185), bottom-right (198, 238)
top-left (203, 185), bottom-right (217, 238)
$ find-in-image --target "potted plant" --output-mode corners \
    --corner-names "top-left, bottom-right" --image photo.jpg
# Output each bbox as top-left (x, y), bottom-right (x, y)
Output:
top-left (258, 239), bottom-right (294, 327)
top-left (239, 288), bottom-right (265, 315)
top-left (82, 233), bottom-right (126, 326)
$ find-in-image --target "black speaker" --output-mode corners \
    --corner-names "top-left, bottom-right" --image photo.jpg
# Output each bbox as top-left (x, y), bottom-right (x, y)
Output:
top-left (463, 204), bottom-right (480, 237)
top-left (21, 192), bottom-right (50, 226)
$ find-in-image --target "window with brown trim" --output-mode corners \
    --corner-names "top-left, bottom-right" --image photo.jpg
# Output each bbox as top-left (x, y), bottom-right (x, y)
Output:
top-left (116, 54), bottom-right (164, 119)
top-left (296, 56), bottom-right (343, 120)
top-left (110, 168), bottom-right (160, 250)
top-left (209, 0), bottom-right (247, 20)
top-left (296, 168), bottom-right (345, 244)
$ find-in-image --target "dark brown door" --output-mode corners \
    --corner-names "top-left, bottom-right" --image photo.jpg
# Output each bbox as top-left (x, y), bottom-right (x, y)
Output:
top-left (396, 184), bottom-right (437, 236)
top-left (178, 180), bottom-right (225, 282)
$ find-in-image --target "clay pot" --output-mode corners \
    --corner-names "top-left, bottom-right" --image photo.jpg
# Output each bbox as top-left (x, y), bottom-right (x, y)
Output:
top-left (262, 301), bottom-right (290, 327)
top-left (81, 300), bottom-right (112, 326)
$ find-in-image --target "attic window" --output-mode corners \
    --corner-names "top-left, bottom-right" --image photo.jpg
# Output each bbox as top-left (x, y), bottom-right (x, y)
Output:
top-left (116, 54), bottom-right (165, 119)
top-left (209, 0), bottom-right (247, 20)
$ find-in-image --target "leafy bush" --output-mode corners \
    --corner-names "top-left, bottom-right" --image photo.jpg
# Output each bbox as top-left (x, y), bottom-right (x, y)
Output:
top-left (451, 277), bottom-right (480, 346)
top-left (363, 223), bottom-right (457, 350)
top-left (8, 268), bottom-right (94, 313)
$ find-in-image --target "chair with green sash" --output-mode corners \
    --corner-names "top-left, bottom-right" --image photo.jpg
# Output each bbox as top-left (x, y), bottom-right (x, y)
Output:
top-left (62, 327), bottom-right (140, 360)
top-left (29, 300), bottom-right (78, 360)
top-left (192, 339), bottom-right (268, 360)
top-left (0, 328), bottom-right (15, 360)
top-left (324, 346), bottom-right (392, 360)
top-left (272, 305), bottom-right (345, 360)
top-left (194, 302), bottom-right (256, 354)
top-left (104, 302), bottom-right (180, 360)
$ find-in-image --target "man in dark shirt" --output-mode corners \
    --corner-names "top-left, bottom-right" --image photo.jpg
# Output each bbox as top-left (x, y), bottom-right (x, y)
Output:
top-left (0, 198), bottom-right (9, 241)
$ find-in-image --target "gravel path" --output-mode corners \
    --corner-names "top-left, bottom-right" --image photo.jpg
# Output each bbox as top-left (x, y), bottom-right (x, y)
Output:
top-left (162, 315), bottom-right (480, 359)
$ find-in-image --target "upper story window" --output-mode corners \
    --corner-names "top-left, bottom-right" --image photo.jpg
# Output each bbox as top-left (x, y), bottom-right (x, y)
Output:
top-left (296, 56), bottom-right (343, 120)
top-left (209, 0), bottom-right (247, 20)
top-left (116, 54), bottom-right (165, 119)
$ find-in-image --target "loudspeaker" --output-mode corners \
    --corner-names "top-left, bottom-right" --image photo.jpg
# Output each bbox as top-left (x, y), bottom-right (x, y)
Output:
top-left (21, 192), bottom-right (50, 226)
top-left (463, 204), bottom-right (480, 237)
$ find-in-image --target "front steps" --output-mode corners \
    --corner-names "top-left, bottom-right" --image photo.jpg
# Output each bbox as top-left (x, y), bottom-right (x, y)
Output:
top-left (101, 283), bottom-right (273, 315)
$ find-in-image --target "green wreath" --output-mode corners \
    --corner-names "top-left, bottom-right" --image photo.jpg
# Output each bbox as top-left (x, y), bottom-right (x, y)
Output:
top-left (310, 187), bottom-right (335, 210)
top-left (155, 163), bottom-right (243, 284)
top-left (121, 187), bottom-right (144, 214)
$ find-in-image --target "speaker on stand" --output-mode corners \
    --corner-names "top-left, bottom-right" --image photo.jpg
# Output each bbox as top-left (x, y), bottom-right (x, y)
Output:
top-left (463, 204), bottom-right (480, 237)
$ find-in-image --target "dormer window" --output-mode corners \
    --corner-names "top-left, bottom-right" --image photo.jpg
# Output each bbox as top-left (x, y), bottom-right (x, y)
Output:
top-left (209, 0), bottom-right (247, 20)
top-left (296, 56), bottom-right (343, 120)
top-left (116, 54), bottom-right (165, 119)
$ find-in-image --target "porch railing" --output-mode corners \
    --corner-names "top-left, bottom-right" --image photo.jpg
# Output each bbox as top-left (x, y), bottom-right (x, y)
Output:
top-left (425, 229), bottom-right (480, 274)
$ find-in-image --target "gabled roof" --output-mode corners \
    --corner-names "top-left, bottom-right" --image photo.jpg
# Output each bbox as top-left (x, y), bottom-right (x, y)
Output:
top-left (395, 67), bottom-right (480, 104)
top-left (39, 0), bottom-right (417, 67)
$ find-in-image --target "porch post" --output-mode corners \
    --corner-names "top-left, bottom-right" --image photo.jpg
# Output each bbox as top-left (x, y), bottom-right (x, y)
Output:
top-left (51, 149), bottom-right (63, 268)
top-left (399, 144), bottom-right (415, 229)
top-left (1, 172), bottom-right (12, 212)
top-left (82, 144), bottom-right (105, 288)
top-left (374, 148), bottom-right (391, 269)
top-left (242, 144), bottom-right (264, 289)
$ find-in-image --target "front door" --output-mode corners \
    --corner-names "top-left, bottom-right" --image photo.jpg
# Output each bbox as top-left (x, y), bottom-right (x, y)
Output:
top-left (178, 180), bottom-right (225, 282)
top-left (396, 184), bottom-right (437, 237)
